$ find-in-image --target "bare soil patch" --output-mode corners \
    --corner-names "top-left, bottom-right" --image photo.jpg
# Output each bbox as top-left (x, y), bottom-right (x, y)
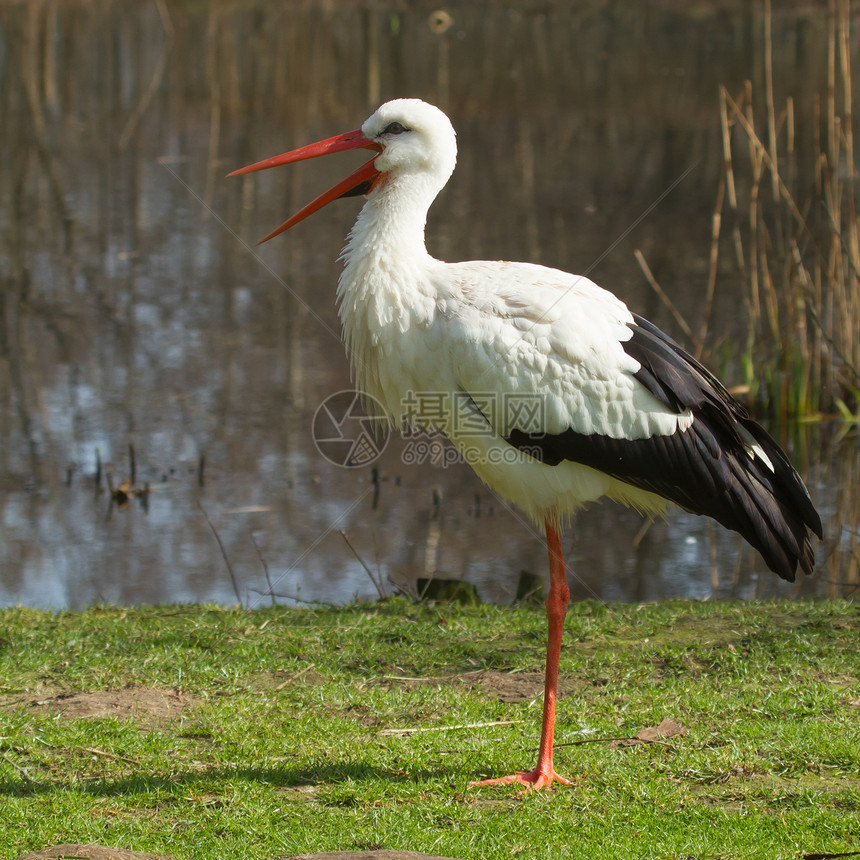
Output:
top-left (459, 670), bottom-right (544, 703)
top-left (15, 846), bottom-right (172, 860)
top-left (379, 669), bottom-right (586, 703)
top-left (26, 685), bottom-right (192, 727)
top-left (253, 667), bottom-right (327, 690)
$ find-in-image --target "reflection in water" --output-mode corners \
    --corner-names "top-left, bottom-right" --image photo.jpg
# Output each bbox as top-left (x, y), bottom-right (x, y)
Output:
top-left (0, 2), bottom-right (856, 608)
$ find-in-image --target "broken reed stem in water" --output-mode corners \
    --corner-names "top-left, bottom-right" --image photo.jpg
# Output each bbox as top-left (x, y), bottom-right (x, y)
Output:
top-left (198, 500), bottom-right (243, 606)
top-left (339, 529), bottom-right (387, 600)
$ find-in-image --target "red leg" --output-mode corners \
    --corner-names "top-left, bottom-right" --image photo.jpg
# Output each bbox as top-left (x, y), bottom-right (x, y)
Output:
top-left (471, 520), bottom-right (571, 791)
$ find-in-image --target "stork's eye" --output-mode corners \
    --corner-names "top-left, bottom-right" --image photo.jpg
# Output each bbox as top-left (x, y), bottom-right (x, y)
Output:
top-left (382, 121), bottom-right (409, 135)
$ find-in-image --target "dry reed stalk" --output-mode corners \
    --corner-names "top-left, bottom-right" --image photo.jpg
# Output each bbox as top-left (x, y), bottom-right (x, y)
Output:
top-left (743, 80), bottom-right (763, 332)
top-left (763, 0), bottom-right (780, 203)
top-left (723, 87), bottom-right (810, 239)
top-left (633, 250), bottom-right (694, 343)
top-left (839, 0), bottom-right (857, 265)
top-left (719, 86), bottom-right (745, 277)
top-left (696, 170), bottom-right (725, 359)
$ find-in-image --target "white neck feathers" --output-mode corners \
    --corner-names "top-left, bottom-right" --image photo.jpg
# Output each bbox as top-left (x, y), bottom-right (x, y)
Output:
top-left (336, 176), bottom-right (440, 411)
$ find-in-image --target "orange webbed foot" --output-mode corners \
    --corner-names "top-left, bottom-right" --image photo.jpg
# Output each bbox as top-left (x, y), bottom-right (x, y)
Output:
top-left (469, 767), bottom-right (571, 793)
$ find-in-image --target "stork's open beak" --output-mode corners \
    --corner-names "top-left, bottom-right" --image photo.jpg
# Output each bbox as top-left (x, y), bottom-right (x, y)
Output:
top-left (229, 129), bottom-right (383, 244)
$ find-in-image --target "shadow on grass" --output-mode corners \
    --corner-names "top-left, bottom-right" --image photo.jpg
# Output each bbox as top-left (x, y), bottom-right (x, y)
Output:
top-left (0, 759), bottom-right (471, 799)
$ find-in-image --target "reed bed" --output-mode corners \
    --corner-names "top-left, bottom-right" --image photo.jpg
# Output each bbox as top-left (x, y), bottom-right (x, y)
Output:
top-left (708, 0), bottom-right (860, 594)
top-left (710, 0), bottom-right (859, 419)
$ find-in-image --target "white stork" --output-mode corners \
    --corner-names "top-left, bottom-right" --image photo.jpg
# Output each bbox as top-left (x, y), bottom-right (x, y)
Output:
top-left (230, 99), bottom-right (822, 791)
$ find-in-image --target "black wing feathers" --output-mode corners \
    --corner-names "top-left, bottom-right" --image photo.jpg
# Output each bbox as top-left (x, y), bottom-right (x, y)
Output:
top-left (504, 313), bottom-right (822, 582)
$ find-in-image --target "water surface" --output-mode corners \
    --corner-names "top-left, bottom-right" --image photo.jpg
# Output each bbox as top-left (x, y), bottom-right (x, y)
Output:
top-left (0, 1), bottom-right (856, 608)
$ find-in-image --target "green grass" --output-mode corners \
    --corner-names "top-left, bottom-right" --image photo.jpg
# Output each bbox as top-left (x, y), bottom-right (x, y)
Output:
top-left (0, 600), bottom-right (858, 859)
